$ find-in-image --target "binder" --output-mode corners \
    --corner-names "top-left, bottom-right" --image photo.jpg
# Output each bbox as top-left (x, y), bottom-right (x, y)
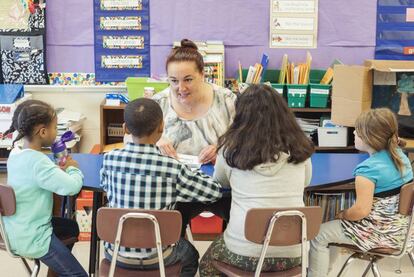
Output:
top-left (0, 84), bottom-right (24, 104)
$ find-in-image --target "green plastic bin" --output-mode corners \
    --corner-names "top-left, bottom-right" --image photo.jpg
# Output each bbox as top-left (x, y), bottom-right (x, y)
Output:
top-left (286, 84), bottom-right (307, 108)
top-left (309, 69), bottom-right (331, 108)
top-left (126, 77), bottom-right (169, 100)
top-left (271, 83), bottom-right (284, 96)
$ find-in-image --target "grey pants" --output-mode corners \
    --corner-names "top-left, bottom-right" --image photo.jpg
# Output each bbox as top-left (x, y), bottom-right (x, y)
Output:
top-left (308, 220), bottom-right (354, 277)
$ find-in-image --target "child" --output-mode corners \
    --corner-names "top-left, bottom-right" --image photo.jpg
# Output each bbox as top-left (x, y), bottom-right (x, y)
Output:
top-left (308, 108), bottom-right (413, 277)
top-left (3, 101), bottom-right (87, 276)
top-left (100, 98), bottom-right (222, 276)
top-left (199, 84), bottom-right (314, 276)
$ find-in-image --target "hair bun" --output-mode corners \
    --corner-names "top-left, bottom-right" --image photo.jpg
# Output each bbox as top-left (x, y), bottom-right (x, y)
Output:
top-left (180, 39), bottom-right (198, 50)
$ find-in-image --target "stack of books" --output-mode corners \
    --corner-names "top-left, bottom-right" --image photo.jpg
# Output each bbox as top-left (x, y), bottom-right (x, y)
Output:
top-left (242, 54), bottom-right (269, 84)
top-left (306, 191), bottom-right (356, 222)
top-left (279, 52), bottom-right (312, 84)
top-left (296, 117), bottom-right (319, 138)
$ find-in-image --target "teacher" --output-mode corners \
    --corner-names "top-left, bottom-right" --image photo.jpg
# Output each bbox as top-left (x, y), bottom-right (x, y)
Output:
top-left (153, 39), bottom-right (236, 164)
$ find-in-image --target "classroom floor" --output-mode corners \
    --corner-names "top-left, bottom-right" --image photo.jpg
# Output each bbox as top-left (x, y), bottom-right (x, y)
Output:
top-left (0, 240), bottom-right (413, 276)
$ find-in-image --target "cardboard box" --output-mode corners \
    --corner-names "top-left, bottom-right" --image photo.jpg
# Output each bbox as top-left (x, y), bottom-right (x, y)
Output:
top-left (76, 197), bottom-right (93, 241)
top-left (331, 60), bottom-right (414, 126)
top-left (318, 127), bottom-right (348, 147)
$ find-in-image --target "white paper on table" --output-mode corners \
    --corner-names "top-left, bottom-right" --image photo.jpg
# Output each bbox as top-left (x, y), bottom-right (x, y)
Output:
top-left (177, 153), bottom-right (201, 169)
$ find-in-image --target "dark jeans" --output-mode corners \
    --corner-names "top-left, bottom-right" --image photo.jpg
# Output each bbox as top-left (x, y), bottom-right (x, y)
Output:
top-left (175, 195), bottom-right (232, 236)
top-left (39, 217), bottom-right (87, 277)
top-left (105, 238), bottom-right (199, 277)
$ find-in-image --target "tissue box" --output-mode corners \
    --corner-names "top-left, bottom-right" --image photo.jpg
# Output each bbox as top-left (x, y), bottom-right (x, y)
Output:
top-left (318, 127), bottom-right (348, 147)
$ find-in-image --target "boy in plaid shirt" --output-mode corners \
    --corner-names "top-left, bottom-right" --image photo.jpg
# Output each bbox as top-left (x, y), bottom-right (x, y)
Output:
top-left (100, 98), bottom-right (222, 276)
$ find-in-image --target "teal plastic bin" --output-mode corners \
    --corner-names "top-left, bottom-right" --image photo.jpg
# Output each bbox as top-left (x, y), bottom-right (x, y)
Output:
top-left (286, 84), bottom-right (307, 108)
top-left (309, 69), bottom-right (331, 108)
top-left (126, 77), bottom-right (169, 100)
top-left (241, 69), bottom-right (285, 96)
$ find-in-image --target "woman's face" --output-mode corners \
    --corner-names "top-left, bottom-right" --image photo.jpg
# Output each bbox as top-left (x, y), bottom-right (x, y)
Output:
top-left (167, 61), bottom-right (204, 105)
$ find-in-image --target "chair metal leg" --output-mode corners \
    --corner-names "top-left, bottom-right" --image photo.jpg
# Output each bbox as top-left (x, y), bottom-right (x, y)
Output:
top-left (337, 253), bottom-right (358, 277)
top-left (362, 260), bottom-right (374, 277)
top-left (31, 259), bottom-right (40, 277)
top-left (371, 261), bottom-right (381, 277)
top-left (394, 258), bottom-right (402, 274)
top-left (409, 250), bottom-right (414, 267)
top-left (20, 258), bottom-right (32, 275)
top-left (186, 224), bottom-right (194, 244)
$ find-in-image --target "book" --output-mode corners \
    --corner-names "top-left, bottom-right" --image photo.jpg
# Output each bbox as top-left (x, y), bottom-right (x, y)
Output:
top-left (259, 54), bottom-right (269, 83)
top-left (245, 66), bottom-right (257, 84)
top-left (320, 59), bottom-right (343, 85)
top-left (177, 153), bottom-right (201, 169)
top-left (279, 54), bottom-right (288, 84)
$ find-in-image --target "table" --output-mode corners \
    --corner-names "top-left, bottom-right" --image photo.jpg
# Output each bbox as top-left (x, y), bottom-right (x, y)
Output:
top-left (72, 152), bottom-right (368, 276)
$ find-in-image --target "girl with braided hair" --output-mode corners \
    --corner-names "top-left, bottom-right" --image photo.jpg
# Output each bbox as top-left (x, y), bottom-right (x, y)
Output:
top-left (3, 100), bottom-right (87, 276)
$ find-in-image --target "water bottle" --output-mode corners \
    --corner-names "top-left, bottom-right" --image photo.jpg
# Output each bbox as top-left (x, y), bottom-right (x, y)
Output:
top-left (51, 131), bottom-right (75, 166)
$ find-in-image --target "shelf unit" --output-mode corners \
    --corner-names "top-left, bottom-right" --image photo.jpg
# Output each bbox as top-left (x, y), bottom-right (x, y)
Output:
top-left (100, 101), bottom-right (126, 151)
top-left (99, 100), bottom-right (356, 152)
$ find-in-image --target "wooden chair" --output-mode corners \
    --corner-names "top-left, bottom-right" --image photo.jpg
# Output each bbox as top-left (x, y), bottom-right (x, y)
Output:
top-left (0, 183), bottom-right (40, 277)
top-left (212, 206), bottom-right (323, 277)
top-left (331, 182), bottom-right (414, 277)
top-left (97, 208), bottom-right (183, 277)
top-left (0, 183), bottom-right (79, 277)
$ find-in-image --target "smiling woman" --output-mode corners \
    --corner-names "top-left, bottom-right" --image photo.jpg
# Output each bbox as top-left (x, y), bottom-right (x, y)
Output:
top-left (153, 39), bottom-right (236, 163)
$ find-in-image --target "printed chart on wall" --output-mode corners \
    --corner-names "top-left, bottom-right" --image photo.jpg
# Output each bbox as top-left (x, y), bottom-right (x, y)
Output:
top-left (269, 0), bottom-right (318, 49)
top-left (94, 0), bottom-right (150, 82)
top-left (376, 0), bottom-right (414, 60)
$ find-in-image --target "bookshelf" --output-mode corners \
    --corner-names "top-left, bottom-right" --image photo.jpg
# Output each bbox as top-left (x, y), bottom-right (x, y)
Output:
top-left (305, 182), bottom-right (356, 222)
top-left (100, 101), bottom-right (126, 151)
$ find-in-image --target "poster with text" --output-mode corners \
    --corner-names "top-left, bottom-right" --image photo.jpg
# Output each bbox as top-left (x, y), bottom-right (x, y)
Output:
top-left (269, 0), bottom-right (318, 49)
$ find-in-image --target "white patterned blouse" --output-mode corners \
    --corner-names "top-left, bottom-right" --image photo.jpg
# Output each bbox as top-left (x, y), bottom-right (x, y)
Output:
top-left (153, 84), bottom-right (236, 155)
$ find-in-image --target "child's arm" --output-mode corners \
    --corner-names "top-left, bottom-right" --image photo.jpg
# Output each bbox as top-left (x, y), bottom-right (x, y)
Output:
top-left (176, 164), bottom-right (222, 203)
top-left (338, 176), bottom-right (375, 221)
top-left (213, 152), bottom-right (230, 188)
top-left (304, 158), bottom-right (312, 187)
top-left (35, 155), bottom-right (83, 196)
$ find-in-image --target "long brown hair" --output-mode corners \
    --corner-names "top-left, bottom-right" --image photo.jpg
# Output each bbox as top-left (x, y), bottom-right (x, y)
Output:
top-left (217, 84), bottom-right (314, 170)
top-left (165, 39), bottom-right (204, 73)
top-left (355, 108), bottom-right (405, 174)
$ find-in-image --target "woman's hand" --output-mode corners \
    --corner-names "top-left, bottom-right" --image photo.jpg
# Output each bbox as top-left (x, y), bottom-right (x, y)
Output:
top-left (156, 138), bottom-right (178, 158)
top-left (198, 145), bottom-right (217, 164)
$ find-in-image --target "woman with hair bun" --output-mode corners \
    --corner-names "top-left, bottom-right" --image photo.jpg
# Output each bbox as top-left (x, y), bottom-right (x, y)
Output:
top-left (153, 39), bottom-right (236, 164)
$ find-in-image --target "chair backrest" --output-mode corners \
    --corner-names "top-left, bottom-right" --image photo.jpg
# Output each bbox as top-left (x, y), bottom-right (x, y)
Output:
top-left (0, 183), bottom-right (16, 217)
top-left (97, 208), bottom-right (182, 248)
top-left (245, 206), bottom-right (323, 246)
top-left (399, 182), bottom-right (414, 216)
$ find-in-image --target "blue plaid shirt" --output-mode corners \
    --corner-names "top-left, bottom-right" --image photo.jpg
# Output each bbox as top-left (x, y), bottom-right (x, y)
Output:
top-left (100, 143), bottom-right (222, 259)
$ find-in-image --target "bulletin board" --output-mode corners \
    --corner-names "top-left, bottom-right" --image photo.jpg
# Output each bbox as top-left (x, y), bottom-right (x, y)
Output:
top-left (94, 0), bottom-right (150, 82)
top-left (375, 0), bottom-right (414, 60)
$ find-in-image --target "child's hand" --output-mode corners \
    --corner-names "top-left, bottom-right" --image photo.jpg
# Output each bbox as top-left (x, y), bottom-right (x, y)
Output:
top-left (61, 156), bottom-right (79, 170)
top-left (335, 210), bottom-right (345, 220)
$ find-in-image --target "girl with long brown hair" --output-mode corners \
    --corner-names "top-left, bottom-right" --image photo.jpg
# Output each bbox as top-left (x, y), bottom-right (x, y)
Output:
top-left (309, 108), bottom-right (413, 276)
top-left (199, 84), bottom-right (314, 275)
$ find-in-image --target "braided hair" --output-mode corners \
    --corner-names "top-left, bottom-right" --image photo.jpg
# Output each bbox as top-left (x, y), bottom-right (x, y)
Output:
top-left (3, 100), bottom-right (46, 140)
top-left (12, 101), bottom-right (56, 145)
